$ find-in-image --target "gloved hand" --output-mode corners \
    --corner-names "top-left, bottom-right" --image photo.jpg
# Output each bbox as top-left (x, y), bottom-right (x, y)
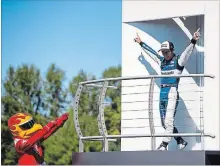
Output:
top-left (192, 28), bottom-right (201, 41)
top-left (134, 33), bottom-right (142, 44)
top-left (44, 120), bottom-right (57, 131)
top-left (56, 113), bottom-right (69, 127)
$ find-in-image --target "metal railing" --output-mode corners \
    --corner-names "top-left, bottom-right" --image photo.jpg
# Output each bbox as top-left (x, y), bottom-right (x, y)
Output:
top-left (73, 74), bottom-right (215, 152)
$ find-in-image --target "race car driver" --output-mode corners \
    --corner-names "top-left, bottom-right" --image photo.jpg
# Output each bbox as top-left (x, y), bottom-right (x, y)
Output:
top-left (134, 28), bottom-right (201, 150)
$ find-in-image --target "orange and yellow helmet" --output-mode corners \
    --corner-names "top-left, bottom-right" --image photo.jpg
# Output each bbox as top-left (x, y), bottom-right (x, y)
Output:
top-left (8, 113), bottom-right (43, 139)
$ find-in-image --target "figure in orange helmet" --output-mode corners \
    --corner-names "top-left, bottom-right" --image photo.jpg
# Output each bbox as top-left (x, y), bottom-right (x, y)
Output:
top-left (8, 112), bottom-right (69, 165)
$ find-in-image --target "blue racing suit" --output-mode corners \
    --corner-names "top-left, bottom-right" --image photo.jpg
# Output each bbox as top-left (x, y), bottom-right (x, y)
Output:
top-left (140, 39), bottom-right (196, 143)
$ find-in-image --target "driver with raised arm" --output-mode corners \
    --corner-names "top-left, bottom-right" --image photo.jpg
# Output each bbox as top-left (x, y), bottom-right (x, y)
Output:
top-left (134, 29), bottom-right (201, 150)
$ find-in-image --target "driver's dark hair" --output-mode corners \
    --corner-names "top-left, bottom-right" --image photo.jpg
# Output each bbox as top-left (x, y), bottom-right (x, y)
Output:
top-left (168, 41), bottom-right (174, 51)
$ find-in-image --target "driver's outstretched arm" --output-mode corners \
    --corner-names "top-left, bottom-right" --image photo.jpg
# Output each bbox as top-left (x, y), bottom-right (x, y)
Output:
top-left (140, 41), bottom-right (163, 65)
top-left (178, 28), bottom-right (201, 67)
top-left (178, 39), bottom-right (196, 67)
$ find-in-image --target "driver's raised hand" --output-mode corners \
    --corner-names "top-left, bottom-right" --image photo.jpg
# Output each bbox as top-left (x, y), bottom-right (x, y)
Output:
top-left (134, 33), bottom-right (142, 44)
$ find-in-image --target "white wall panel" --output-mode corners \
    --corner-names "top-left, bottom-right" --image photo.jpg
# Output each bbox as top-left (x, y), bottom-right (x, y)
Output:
top-left (121, 0), bottom-right (219, 151)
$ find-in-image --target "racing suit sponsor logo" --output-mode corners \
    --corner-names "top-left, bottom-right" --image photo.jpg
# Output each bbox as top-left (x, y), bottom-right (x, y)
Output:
top-left (161, 71), bottom-right (174, 75)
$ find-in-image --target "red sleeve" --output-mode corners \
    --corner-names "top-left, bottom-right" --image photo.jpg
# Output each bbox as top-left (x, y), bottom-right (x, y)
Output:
top-left (42, 125), bottom-right (60, 141)
top-left (15, 113), bottom-right (69, 152)
top-left (15, 121), bottom-right (55, 153)
top-left (42, 113), bottom-right (69, 141)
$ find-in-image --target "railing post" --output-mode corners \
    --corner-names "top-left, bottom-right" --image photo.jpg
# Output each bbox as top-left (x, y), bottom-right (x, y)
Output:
top-left (148, 78), bottom-right (156, 150)
top-left (73, 84), bottom-right (84, 152)
top-left (97, 81), bottom-right (109, 152)
top-left (79, 139), bottom-right (84, 153)
top-left (199, 76), bottom-right (205, 150)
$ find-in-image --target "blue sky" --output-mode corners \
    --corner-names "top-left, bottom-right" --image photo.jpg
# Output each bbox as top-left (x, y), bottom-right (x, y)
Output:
top-left (2, 0), bottom-right (122, 87)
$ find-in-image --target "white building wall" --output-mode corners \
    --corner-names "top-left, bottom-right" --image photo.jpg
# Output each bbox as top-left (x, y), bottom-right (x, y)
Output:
top-left (203, 2), bottom-right (220, 151)
top-left (121, 0), bottom-right (219, 151)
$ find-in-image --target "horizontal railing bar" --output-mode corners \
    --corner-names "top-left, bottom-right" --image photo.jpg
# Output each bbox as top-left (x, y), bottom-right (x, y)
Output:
top-left (121, 90), bottom-right (203, 95)
top-left (103, 100), bottom-right (199, 105)
top-left (121, 125), bottom-right (202, 128)
top-left (87, 138), bottom-right (117, 142)
top-left (121, 108), bottom-right (196, 112)
top-left (84, 84), bottom-right (118, 89)
top-left (119, 99), bottom-right (197, 104)
top-left (79, 74), bottom-right (214, 85)
top-left (122, 82), bottom-right (200, 88)
top-left (121, 116), bottom-right (201, 120)
top-left (80, 133), bottom-right (215, 140)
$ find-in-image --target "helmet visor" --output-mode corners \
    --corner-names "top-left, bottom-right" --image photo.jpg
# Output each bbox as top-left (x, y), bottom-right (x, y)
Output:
top-left (19, 119), bottom-right (35, 130)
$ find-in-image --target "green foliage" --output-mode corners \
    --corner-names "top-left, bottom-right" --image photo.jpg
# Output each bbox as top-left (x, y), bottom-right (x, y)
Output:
top-left (44, 64), bottom-right (69, 117)
top-left (43, 108), bottom-right (78, 165)
top-left (2, 64), bottom-right (44, 115)
top-left (1, 64), bottom-right (121, 165)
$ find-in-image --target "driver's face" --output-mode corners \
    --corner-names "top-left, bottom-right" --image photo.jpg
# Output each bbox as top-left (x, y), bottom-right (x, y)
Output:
top-left (162, 50), bottom-right (173, 61)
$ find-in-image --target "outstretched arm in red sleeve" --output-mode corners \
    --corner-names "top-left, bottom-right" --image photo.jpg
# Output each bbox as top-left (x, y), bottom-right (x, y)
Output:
top-left (15, 113), bottom-right (69, 153)
top-left (42, 113), bottom-right (69, 141)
